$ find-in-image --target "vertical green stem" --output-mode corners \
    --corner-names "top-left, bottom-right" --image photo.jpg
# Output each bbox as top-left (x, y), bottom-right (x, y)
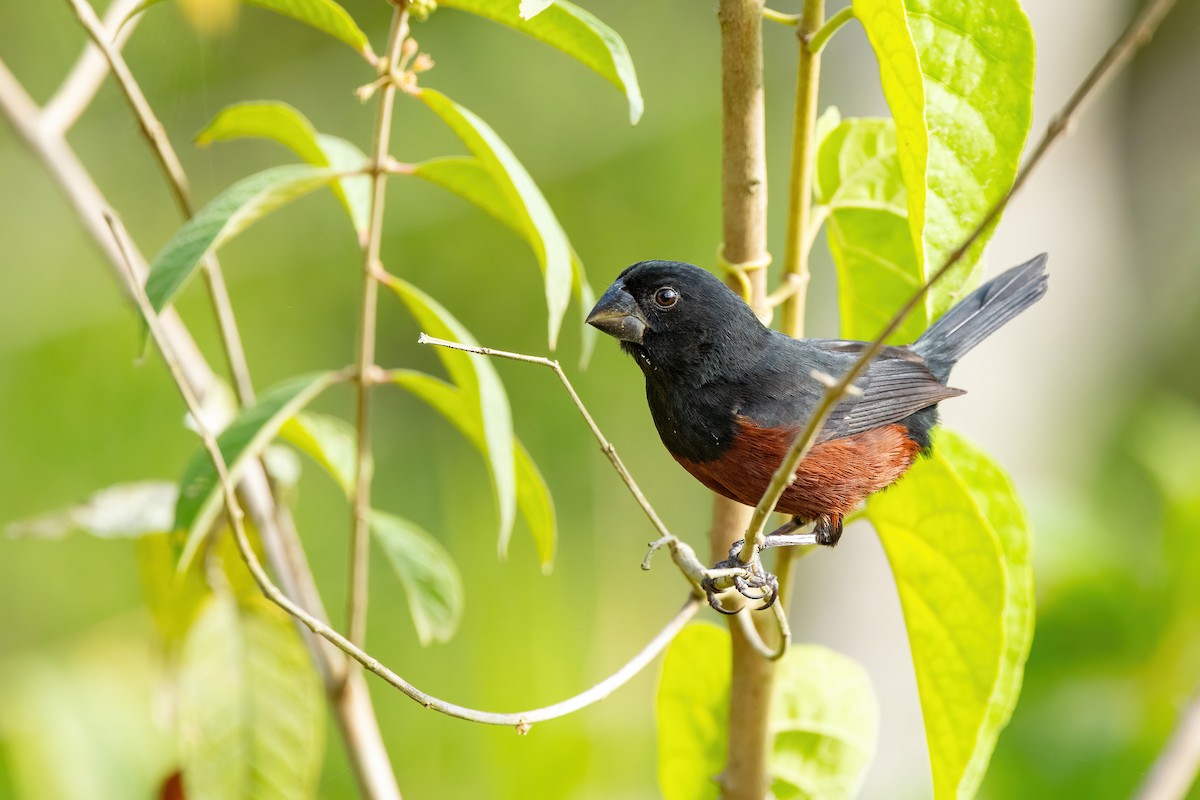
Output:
top-left (349, 4), bottom-right (410, 650)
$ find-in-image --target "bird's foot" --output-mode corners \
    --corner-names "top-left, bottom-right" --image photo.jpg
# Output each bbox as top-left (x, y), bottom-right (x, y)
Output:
top-left (703, 543), bottom-right (779, 614)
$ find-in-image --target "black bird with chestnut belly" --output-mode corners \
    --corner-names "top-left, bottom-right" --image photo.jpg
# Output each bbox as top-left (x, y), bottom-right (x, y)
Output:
top-left (586, 255), bottom-right (1048, 550)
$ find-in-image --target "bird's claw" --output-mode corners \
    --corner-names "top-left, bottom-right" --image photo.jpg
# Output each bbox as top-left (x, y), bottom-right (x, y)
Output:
top-left (701, 542), bottom-right (780, 613)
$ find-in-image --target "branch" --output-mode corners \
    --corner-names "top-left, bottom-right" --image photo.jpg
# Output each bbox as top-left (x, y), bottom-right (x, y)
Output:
top-left (349, 4), bottom-right (410, 649)
top-left (1136, 690), bottom-right (1200, 800)
top-left (65, 0), bottom-right (256, 406)
top-left (41, 0), bottom-right (143, 134)
top-left (106, 208), bottom-right (708, 730)
top-left (737, 0), bottom-right (1182, 561)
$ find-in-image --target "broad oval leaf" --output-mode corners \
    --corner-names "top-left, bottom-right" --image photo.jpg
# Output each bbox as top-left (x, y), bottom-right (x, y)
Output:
top-left (408, 155), bottom-right (596, 365)
top-left (195, 101), bottom-right (371, 237)
top-left (389, 369), bottom-right (555, 569)
top-left (174, 371), bottom-right (341, 572)
top-left (146, 165), bottom-right (341, 316)
top-left (370, 510), bottom-right (464, 645)
top-left (277, 411), bottom-right (363, 497)
top-left (178, 594), bottom-right (324, 799)
top-left (656, 624), bottom-right (879, 800)
top-left (852, 0), bottom-right (1035, 322)
top-left (439, 0), bottom-right (643, 124)
top-left (417, 89), bottom-right (574, 350)
top-left (6, 481), bottom-right (176, 539)
top-left (867, 427), bottom-right (1033, 799)
top-left (384, 278), bottom-right (517, 555)
top-left (815, 117), bottom-right (924, 343)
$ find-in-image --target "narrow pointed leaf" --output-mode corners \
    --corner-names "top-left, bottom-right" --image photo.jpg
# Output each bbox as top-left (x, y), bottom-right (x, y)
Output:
top-left (389, 369), bottom-right (555, 568)
top-left (242, 0), bottom-right (371, 56)
top-left (146, 165), bottom-right (341, 315)
top-left (385, 279), bottom-right (517, 554)
top-left (868, 428), bottom-right (1033, 799)
top-left (816, 117), bottom-right (924, 343)
top-left (278, 411), bottom-right (362, 497)
top-left (439, 0), bottom-right (643, 124)
top-left (371, 510), bottom-right (464, 645)
top-left (195, 102), bottom-right (370, 236)
top-left (853, 0), bottom-right (1035, 322)
top-left (418, 89), bottom-right (573, 349)
top-left (408, 155), bottom-right (596, 364)
top-left (657, 624), bottom-right (879, 800)
top-left (6, 481), bottom-right (176, 539)
top-left (174, 371), bottom-right (340, 571)
top-left (178, 594), bottom-right (324, 799)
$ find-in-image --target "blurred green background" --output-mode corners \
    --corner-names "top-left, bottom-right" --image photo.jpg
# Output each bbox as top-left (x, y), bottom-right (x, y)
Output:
top-left (2, 0), bottom-right (1199, 797)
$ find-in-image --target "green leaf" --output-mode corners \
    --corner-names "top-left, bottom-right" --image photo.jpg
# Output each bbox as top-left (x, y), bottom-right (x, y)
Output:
top-left (657, 623), bottom-right (729, 800)
top-left (371, 510), bottom-right (464, 645)
top-left (867, 428), bottom-right (1033, 799)
top-left (242, 0), bottom-right (371, 55)
top-left (657, 624), bottom-right (880, 800)
top-left (5, 481), bottom-right (176, 539)
top-left (439, 0), bottom-right (643, 124)
top-left (417, 89), bottom-right (574, 349)
top-left (815, 117), bottom-right (924, 343)
top-left (146, 165), bottom-right (341, 316)
top-left (389, 369), bottom-right (556, 569)
top-left (195, 101), bottom-right (371, 238)
top-left (174, 371), bottom-right (340, 572)
top-left (770, 645), bottom-right (879, 799)
top-left (385, 278), bottom-right (517, 555)
top-left (178, 594), bottom-right (324, 799)
top-left (277, 411), bottom-right (362, 497)
top-left (852, 0), bottom-right (1035, 322)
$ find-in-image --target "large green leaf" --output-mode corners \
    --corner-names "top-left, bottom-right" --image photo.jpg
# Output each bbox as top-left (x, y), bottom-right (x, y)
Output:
top-left (438, 0), bottom-right (643, 124)
top-left (178, 594), bottom-right (324, 799)
top-left (195, 101), bottom-right (371, 237)
top-left (174, 372), bottom-right (340, 572)
top-left (389, 369), bottom-right (555, 569)
top-left (277, 411), bottom-right (362, 497)
top-left (408, 155), bottom-right (596, 364)
top-left (417, 89), bottom-right (573, 350)
top-left (815, 117), bottom-right (923, 343)
top-left (384, 278), bottom-right (517, 554)
top-left (5, 481), bottom-right (176, 539)
top-left (146, 165), bottom-right (341, 315)
top-left (852, 0), bottom-right (1035, 322)
top-left (656, 624), bottom-right (879, 800)
top-left (868, 428), bottom-right (1033, 799)
top-left (370, 510), bottom-right (464, 645)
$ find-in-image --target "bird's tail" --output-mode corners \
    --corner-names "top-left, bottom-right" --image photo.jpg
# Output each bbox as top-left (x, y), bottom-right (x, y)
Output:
top-left (913, 253), bottom-right (1048, 382)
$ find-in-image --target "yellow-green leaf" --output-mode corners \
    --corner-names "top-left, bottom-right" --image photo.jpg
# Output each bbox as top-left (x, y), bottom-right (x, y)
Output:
top-left (196, 101), bottom-right (370, 237)
top-left (417, 89), bottom-right (573, 350)
top-left (388, 369), bottom-right (555, 569)
top-left (371, 510), bottom-right (464, 645)
top-left (868, 428), bottom-right (1033, 799)
top-left (146, 165), bottom-right (341, 316)
top-left (656, 624), bottom-right (879, 800)
top-left (384, 279), bottom-right (517, 554)
top-left (439, 0), bottom-right (643, 124)
top-left (278, 411), bottom-right (363, 497)
top-left (174, 371), bottom-right (340, 572)
top-left (242, 0), bottom-right (370, 55)
top-left (178, 594), bottom-right (324, 799)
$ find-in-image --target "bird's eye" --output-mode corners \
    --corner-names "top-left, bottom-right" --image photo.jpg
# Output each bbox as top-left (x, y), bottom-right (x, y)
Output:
top-left (654, 286), bottom-right (679, 308)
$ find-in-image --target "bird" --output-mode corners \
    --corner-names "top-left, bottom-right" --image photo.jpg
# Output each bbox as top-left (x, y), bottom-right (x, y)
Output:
top-left (586, 254), bottom-right (1048, 549)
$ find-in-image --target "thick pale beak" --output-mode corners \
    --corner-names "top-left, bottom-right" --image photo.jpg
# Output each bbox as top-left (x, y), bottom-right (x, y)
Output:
top-left (586, 283), bottom-right (647, 343)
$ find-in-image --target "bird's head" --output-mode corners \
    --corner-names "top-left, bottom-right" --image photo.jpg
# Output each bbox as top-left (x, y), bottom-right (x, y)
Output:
top-left (586, 260), bottom-right (769, 382)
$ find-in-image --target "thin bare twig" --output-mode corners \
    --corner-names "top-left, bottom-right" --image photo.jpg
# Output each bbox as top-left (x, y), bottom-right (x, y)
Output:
top-left (349, 4), bottom-right (410, 650)
top-left (42, 0), bottom-right (143, 134)
top-left (106, 208), bottom-right (707, 731)
top-left (65, 0), bottom-right (257, 407)
top-left (738, 0), bottom-right (1181, 562)
top-left (1136, 689), bottom-right (1200, 800)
